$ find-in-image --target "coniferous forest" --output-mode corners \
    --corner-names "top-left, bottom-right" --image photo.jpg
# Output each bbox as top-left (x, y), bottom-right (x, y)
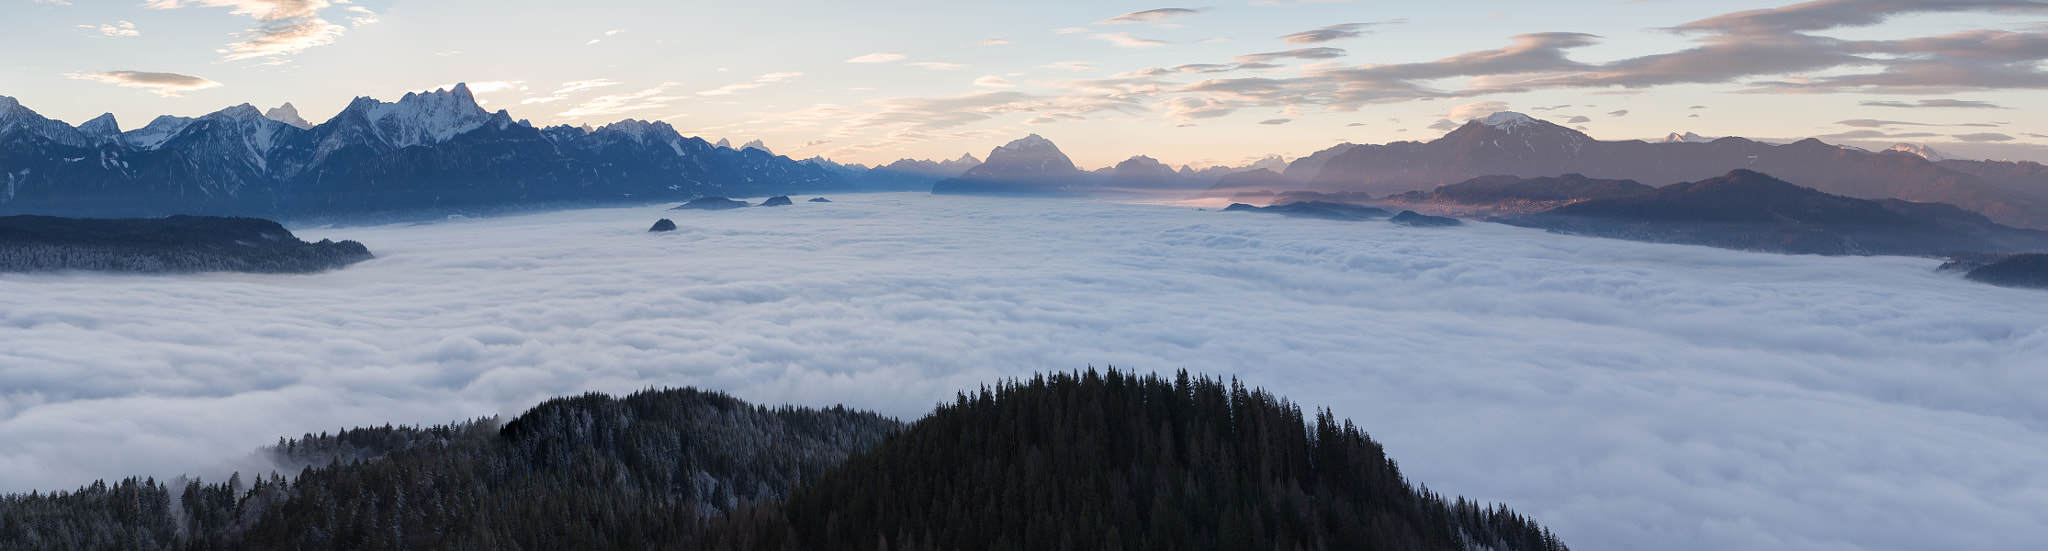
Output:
top-left (0, 370), bottom-right (1567, 550)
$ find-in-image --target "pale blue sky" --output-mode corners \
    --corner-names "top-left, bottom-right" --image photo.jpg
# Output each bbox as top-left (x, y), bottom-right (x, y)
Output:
top-left (7, 0), bottom-right (2046, 167)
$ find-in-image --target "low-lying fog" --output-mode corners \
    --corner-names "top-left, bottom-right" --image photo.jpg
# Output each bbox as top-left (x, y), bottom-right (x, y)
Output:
top-left (3, 193), bottom-right (2042, 550)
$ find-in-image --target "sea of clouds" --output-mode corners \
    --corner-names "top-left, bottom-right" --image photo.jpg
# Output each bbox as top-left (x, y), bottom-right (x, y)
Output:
top-left (2, 193), bottom-right (2044, 550)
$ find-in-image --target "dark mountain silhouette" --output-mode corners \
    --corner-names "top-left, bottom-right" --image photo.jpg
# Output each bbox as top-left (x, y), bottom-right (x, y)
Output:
top-left (1937, 158), bottom-right (2048, 198)
top-left (672, 196), bottom-right (750, 210)
top-left (1962, 254), bottom-right (2048, 289)
top-left (1513, 169), bottom-right (2048, 255)
top-left (0, 86), bottom-right (849, 219)
top-left (931, 134), bottom-right (1084, 195)
top-left (1224, 201), bottom-right (1393, 221)
top-left (0, 215), bottom-right (371, 273)
top-left (1243, 112), bottom-right (2048, 229)
top-left (759, 195), bottom-right (794, 207)
top-left (0, 371), bottom-right (1568, 550)
top-left (1391, 210), bottom-right (1462, 227)
top-left (648, 218), bottom-right (677, 232)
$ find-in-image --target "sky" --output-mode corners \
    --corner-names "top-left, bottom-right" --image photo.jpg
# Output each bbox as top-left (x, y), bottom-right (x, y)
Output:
top-left (2, 195), bottom-right (2044, 550)
top-left (7, 0), bottom-right (2048, 167)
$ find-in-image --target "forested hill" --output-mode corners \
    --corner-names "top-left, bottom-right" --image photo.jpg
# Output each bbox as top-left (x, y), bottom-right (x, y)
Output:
top-left (0, 215), bottom-right (372, 274)
top-left (781, 370), bottom-right (1567, 551)
top-left (0, 372), bottom-right (1568, 550)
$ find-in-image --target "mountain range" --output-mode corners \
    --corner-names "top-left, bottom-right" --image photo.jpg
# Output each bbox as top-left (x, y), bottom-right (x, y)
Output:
top-left (0, 84), bottom-right (848, 219)
top-left (1221, 112), bottom-right (2048, 229)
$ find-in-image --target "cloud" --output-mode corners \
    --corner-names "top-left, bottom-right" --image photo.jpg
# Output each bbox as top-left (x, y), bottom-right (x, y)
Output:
top-left (973, 76), bottom-right (1016, 88)
top-left (846, 52), bottom-right (908, 63)
top-left (556, 83), bottom-right (684, 119)
top-left (1233, 47), bottom-right (1348, 65)
top-left (1426, 118), bottom-right (1459, 131)
top-left (909, 62), bottom-right (967, 71)
top-left (1861, 99), bottom-right (2011, 109)
top-left (1259, 118), bottom-right (1292, 125)
top-left (695, 72), bottom-right (803, 97)
top-left (975, 38), bottom-right (1012, 46)
top-left (1158, 96), bottom-right (1237, 120)
top-left (522, 79), bottom-right (620, 104)
top-left (1095, 8), bottom-right (1203, 25)
top-left (1837, 119), bottom-right (1939, 128)
top-left (4, 199), bottom-right (2045, 551)
top-left (1277, 21), bottom-right (1401, 44)
top-left (1567, 115), bottom-right (1591, 123)
top-left (1041, 61), bottom-right (1099, 72)
top-left (1091, 32), bottom-right (1170, 48)
top-left (343, 6), bottom-right (376, 26)
top-left (1954, 132), bottom-right (2017, 141)
top-left (79, 21), bottom-right (141, 37)
top-left (1608, 109), bottom-right (1630, 117)
top-left (65, 71), bottom-right (222, 97)
top-left (1444, 100), bottom-right (1510, 120)
top-left (145, 0), bottom-right (348, 61)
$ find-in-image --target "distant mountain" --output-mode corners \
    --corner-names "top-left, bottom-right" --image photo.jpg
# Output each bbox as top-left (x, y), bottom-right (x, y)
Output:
top-left (0, 214), bottom-right (371, 273)
top-left (850, 153), bottom-right (979, 191)
top-left (1962, 254), bottom-right (2048, 289)
top-left (1887, 143), bottom-right (1950, 162)
top-left (263, 103), bottom-right (314, 130)
top-left (1100, 155), bottom-right (1194, 190)
top-left (0, 84), bottom-right (849, 219)
top-left (1662, 132), bottom-right (1714, 144)
top-left (1936, 158), bottom-right (2048, 197)
top-left (1380, 173), bottom-right (1653, 217)
top-left (1223, 200), bottom-right (1392, 221)
top-left (1512, 169), bottom-right (2048, 255)
top-left (931, 134), bottom-right (1084, 195)
top-left (1264, 111), bottom-right (2048, 229)
top-left (740, 139), bottom-right (772, 155)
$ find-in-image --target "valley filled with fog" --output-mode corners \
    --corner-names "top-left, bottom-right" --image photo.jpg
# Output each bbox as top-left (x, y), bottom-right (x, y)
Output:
top-left (2, 193), bottom-right (2043, 550)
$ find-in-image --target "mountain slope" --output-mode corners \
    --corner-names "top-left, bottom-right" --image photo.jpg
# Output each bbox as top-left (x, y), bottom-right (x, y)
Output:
top-left (1514, 169), bottom-right (2048, 255)
top-left (932, 134), bottom-right (1084, 195)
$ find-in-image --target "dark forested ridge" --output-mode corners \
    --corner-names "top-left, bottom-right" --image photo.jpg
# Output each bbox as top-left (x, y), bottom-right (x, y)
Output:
top-left (0, 372), bottom-right (1567, 551)
top-left (0, 215), bottom-right (371, 273)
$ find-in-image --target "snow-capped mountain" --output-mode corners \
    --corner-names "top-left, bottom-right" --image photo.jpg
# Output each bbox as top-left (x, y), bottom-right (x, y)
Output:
top-left (1887, 143), bottom-right (1951, 162)
top-left (1661, 132), bottom-right (1714, 144)
top-left (264, 103), bottom-right (315, 130)
top-left (0, 85), bottom-right (850, 218)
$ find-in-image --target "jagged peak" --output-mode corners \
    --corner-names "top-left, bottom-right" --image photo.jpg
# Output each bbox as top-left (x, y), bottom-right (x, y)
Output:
top-left (953, 153), bottom-right (981, 164)
top-left (265, 102), bottom-right (313, 129)
top-left (210, 103), bottom-right (265, 120)
top-left (77, 113), bottom-right (120, 135)
top-left (1661, 131), bottom-right (1713, 144)
top-left (740, 139), bottom-right (773, 155)
top-left (714, 138), bottom-right (732, 149)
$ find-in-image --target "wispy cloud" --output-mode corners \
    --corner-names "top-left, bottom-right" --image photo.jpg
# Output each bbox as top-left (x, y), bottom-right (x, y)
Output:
top-left (556, 83), bottom-right (684, 119)
top-left (846, 52), bottom-right (908, 63)
top-left (974, 76), bottom-right (1016, 88)
top-left (909, 62), bottom-right (967, 71)
top-left (1954, 132), bottom-right (2016, 142)
top-left (696, 72), bottom-right (803, 96)
top-left (145, 0), bottom-right (348, 61)
top-left (1095, 8), bottom-right (1204, 25)
top-left (522, 79), bottom-right (619, 105)
top-left (1444, 101), bottom-right (1510, 120)
top-left (1278, 21), bottom-right (1400, 44)
top-left (1091, 32), bottom-right (1170, 48)
top-left (78, 21), bottom-right (140, 37)
top-left (1259, 118), bottom-right (1292, 125)
top-left (586, 28), bottom-right (624, 45)
top-left (1040, 61), bottom-right (1099, 72)
top-left (1861, 98), bottom-right (2011, 109)
top-left (975, 38), bottom-right (1012, 46)
top-left (65, 70), bottom-right (222, 97)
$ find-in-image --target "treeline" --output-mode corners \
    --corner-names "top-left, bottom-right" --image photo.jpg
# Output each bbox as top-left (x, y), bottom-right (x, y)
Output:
top-left (0, 215), bottom-right (373, 274)
top-left (0, 371), bottom-right (1567, 550)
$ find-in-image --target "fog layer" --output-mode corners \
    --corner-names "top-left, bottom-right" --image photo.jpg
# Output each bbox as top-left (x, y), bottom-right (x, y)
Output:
top-left (2, 194), bottom-right (2043, 550)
